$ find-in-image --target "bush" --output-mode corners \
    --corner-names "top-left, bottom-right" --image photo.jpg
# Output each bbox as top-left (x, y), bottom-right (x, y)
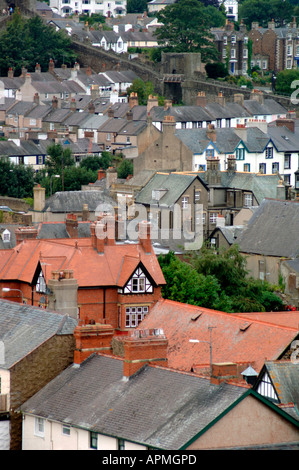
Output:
top-left (205, 62), bottom-right (228, 79)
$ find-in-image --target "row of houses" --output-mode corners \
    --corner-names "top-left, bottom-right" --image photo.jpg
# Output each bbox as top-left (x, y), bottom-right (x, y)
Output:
top-left (0, 211), bottom-right (299, 449)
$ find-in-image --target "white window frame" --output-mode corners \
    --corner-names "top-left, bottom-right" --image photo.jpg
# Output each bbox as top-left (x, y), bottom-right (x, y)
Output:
top-left (125, 306), bottom-right (149, 328)
top-left (36, 269), bottom-right (47, 293)
top-left (62, 425), bottom-right (71, 436)
top-left (181, 196), bottom-right (189, 210)
top-left (244, 193), bottom-right (253, 206)
top-left (34, 417), bottom-right (45, 437)
top-left (123, 267), bottom-right (153, 294)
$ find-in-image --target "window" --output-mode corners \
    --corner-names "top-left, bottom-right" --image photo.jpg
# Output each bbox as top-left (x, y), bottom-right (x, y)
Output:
top-left (244, 163), bottom-right (250, 172)
top-left (194, 190), bottom-right (200, 203)
top-left (90, 432), bottom-right (97, 449)
top-left (287, 45), bottom-right (292, 56)
top-left (36, 269), bottom-right (47, 293)
top-left (231, 49), bottom-right (236, 58)
top-left (223, 36), bottom-right (227, 45)
top-left (286, 59), bottom-right (292, 69)
top-left (118, 439), bottom-right (125, 450)
top-left (259, 163), bottom-right (266, 174)
top-left (262, 60), bottom-right (267, 70)
top-left (62, 425), bottom-right (70, 436)
top-left (236, 148), bottom-right (245, 160)
top-left (35, 417), bottom-right (45, 437)
top-left (244, 37), bottom-right (248, 44)
top-left (231, 35), bottom-right (236, 44)
top-left (106, 133), bottom-right (111, 141)
top-left (284, 154), bottom-right (291, 169)
top-left (30, 119), bottom-right (36, 126)
top-left (181, 196), bottom-right (189, 209)
top-left (125, 306), bottom-right (149, 328)
top-left (222, 49), bottom-right (227, 58)
top-left (243, 49), bottom-right (248, 58)
top-left (244, 193), bottom-right (253, 206)
top-left (265, 147), bottom-right (273, 159)
top-left (123, 267), bottom-right (153, 294)
top-left (209, 212), bottom-right (217, 224)
top-left (284, 174), bottom-right (291, 185)
top-left (206, 149), bottom-right (214, 158)
top-left (272, 162), bottom-right (279, 173)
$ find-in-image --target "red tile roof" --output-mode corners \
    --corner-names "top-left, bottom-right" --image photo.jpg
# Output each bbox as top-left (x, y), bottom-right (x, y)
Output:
top-left (139, 299), bottom-right (299, 375)
top-left (0, 238), bottom-right (165, 288)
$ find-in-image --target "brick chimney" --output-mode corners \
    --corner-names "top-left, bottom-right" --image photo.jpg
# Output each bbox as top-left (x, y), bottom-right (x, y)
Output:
top-left (66, 213), bottom-right (78, 238)
top-left (275, 118), bottom-right (295, 133)
top-left (206, 123), bottom-right (216, 142)
top-left (227, 155), bottom-right (236, 172)
top-left (15, 226), bottom-right (38, 245)
top-left (73, 323), bottom-right (114, 364)
top-left (147, 95), bottom-right (159, 113)
top-left (48, 58), bottom-right (54, 73)
top-left (82, 204), bottom-right (89, 221)
top-left (8, 67), bottom-right (14, 78)
top-left (35, 63), bottom-right (41, 74)
top-left (233, 93), bottom-right (244, 106)
top-left (97, 168), bottom-right (106, 181)
top-left (92, 215), bottom-right (116, 253)
top-left (215, 91), bottom-right (225, 107)
top-left (210, 362), bottom-right (238, 385)
top-left (196, 91), bottom-right (207, 107)
top-left (139, 220), bottom-right (152, 254)
top-left (52, 96), bottom-right (58, 109)
top-left (70, 98), bottom-right (76, 112)
top-left (112, 328), bottom-right (168, 380)
top-left (33, 184), bottom-right (46, 212)
top-left (85, 65), bottom-right (92, 76)
top-left (33, 93), bottom-right (39, 105)
top-left (129, 92), bottom-right (139, 108)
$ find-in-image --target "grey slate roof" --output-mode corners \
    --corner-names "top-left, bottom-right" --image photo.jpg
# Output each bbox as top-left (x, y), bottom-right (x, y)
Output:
top-left (37, 221), bottom-right (91, 239)
top-left (0, 299), bottom-right (77, 370)
top-left (210, 225), bottom-right (245, 245)
top-left (43, 190), bottom-right (115, 213)
top-left (19, 353), bottom-right (245, 450)
top-left (237, 198), bottom-right (299, 257)
top-left (175, 127), bottom-right (241, 154)
top-left (135, 172), bottom-right (206, 206)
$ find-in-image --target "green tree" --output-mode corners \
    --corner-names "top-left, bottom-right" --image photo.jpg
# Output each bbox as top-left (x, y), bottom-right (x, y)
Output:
top-left (0, 12), bottom-right (76, 76)
top-left (275, 69), bottom-right (299, 95)
top-left (80, 152), bottom-right (113, 171)
top-left (0, 159), bottom-right (35, 198)
top-left (45, 144), bottom-right (75, 191)
top-left (117, 159), bottom-right (133, 179)
top-left (126, 78), bottom-right (155, 105)
top-left (154, 0), bottom-right (219, 62)
top-left (127, 0), bottom-right (148, 13)
top-left (239, 0), bottom-right (294, 28)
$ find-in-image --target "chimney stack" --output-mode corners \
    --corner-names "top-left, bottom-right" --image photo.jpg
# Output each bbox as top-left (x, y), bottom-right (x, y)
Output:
top-left (196, 91), bottom-right (207, 108)
top-left (35, 63), bottom-right (41, 74)
top-left (47, 269), bottom-right (79, 319)
top-left (275, 118), bottom-right (295, 133)
top-left (147, 95), bottom-right (159, 113)
top-left (73, 323), bottom-right (114, 364)
top-left (48, 58), bottom-right (54, 73)
top-left (8, 67), bottom-right (14, 78)
top-left (139, 220), bottom-right (152, 254)
top-left (33, 93), bottom-right (40, 105)
top-left (15, 226), bottom-right (38, 245)
top-left (112, 328), bottom-right (168, 380)
top-left (215, 91), bottom-right (225, 107)
top-left (66, 213), bottom-right (78, 238)
top-left (129, 92), bottom-right (138, 108)
top-left (206, 123), bottom-right (216, 142)
top-left (210, 363), bottom-right (238, 385)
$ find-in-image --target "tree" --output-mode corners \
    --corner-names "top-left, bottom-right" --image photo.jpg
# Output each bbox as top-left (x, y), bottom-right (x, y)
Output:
top-left (127, 0), bottom-right (147, 13)
top-left (126, 78), bottom-right (155, 105)
top-left (239, 0), bottom-right (294, 28)
top-left (0, 159), bottom-right (35, 198)
top-left (154, 0), bottom-right (219, 62)
top-left (45, 144), bottom-right (75, 191)
top-left (0, 12), bottom-right (76, 76)
top-left (205, 62), bottom-right (228, 79)
top-left (117, 159), bottom-right (133, 179)
top-left (79, 152), bottom-right (113, 171)
top-left (275, 69), bottom-right (299, 96)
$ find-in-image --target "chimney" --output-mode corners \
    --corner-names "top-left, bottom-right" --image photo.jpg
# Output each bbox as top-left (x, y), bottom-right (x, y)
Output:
top-left (52, 96), bottom-right (58, 109)
top-left (215, 91), bottom-right (225, 107)
top-left (8, 67), bottom-right (14, 78)
top-left (227, 155), bottom-right (236, 172)
top-left (251, 22), bottom-right (259, 30)
top-left (70, 98), bottom-right (76, 112)
top-left (139, 220), bottom-right (152, 254)
top-left (205, 156), bottom-right (221, 185)
top-left (33, 93), bottom-right (40, 105)
top-left (164, 99), bottom-right (172, 110)
top-left (107, 108), bottom-right (114, 118)
top-left (250, 89), bottom-right (264, 104)
top-left (216, 214), bottom-right (225, 227)
top-left (129, 92), bottom-right (139, 108)
top-left (147, 95), bottom-right (159, 113)
top-left (276, 179), bottom-right (286, 200)
top-left (47, 269), bottom-right (79, 319)
top-left (268, 19), bottom-right (275, 30)
top-left (106, 167), bottom-right (117, 190)
top-left (92, 215), bottom-right (115, 253)
top-left (112, 328), bottom-right (168, 380)
top-left (234, 124), bottom-right (247, 142)
top-left (35, 63), bottom-right (41, 74)
top-left (82, 204), bottom-right (89, 221)
top-left (88, 102), bottom-right (95, 114)
top-left (73, 323), bottom-right (114, 364)
top-left (97, 168), bottom-right (106, 181)
top-left (90, 84), bottom-right (99, 99)
top-left (48, 58), bottom-right (54, 73)
top-left (162, 114), bottom-right (176, 135)
top-left (233, 93), bottom-right (244, 106)
top-left (210, 363), bottom-right (238, 385)
top-left (206, 123), bottom-right (216, 142)
top-left (275, 118), bottom-right (295, 133)
top-left (86, 65), bottom-right (92, 76)
top-left (21, 66), bottom-right (28, 77)
top-left (15, 226), bottom-right (38, 245)
top-left (66, 213), bottom-right (78, 238)
top-left (196, 91), bottom-right (207, 107)
top-left (126, 109), bottom-right (133, 121)
top-left (33, 184), bottom-right (46, 212)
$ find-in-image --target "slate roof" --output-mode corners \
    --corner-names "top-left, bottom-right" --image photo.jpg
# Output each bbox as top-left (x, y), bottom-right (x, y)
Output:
top-left (139, 299), bottom-right (299, 374)
top-left (135, 172), bottom-right (207, 206)
top-left (19, 353), bottom-right (246, 450)
top-left (175, 127), bottom-right (241, 154)
top-left (150, 105), bottom-right (213, 123)
top-left (36, 221), bottom-right (91, 239)
top-left (0, 299), bottom-right (77, 370)
top-left (42, 190), bottom-right (115, 213)
top-left (236, 198), bottom-right (299, 257)
top-left (255, 361), bottom-right (299, 409)
top-left (210, 225), bottom-right (244, 245)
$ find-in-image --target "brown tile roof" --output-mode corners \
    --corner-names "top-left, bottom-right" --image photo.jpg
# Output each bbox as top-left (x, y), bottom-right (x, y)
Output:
top-left (0, 238), bottom-right (165, 288)
top-left (139, 299), bottom-right (299, 375)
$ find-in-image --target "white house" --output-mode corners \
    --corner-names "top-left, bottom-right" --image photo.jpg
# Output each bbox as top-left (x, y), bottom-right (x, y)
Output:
top-left (219, 0), bottom-right (238, 22)
top-left (49, 0), bottom-right (126, 17)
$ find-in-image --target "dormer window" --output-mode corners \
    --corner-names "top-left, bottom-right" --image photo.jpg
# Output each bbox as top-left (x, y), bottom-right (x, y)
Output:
top-left (123, 267), bottom-right (153, 294)
top-left (36, 269), bottom-right (47, 293)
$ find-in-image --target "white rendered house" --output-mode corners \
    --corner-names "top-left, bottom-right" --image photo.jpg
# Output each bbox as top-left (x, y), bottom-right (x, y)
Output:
top-left (49, 0), bottom-right (127, 17)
